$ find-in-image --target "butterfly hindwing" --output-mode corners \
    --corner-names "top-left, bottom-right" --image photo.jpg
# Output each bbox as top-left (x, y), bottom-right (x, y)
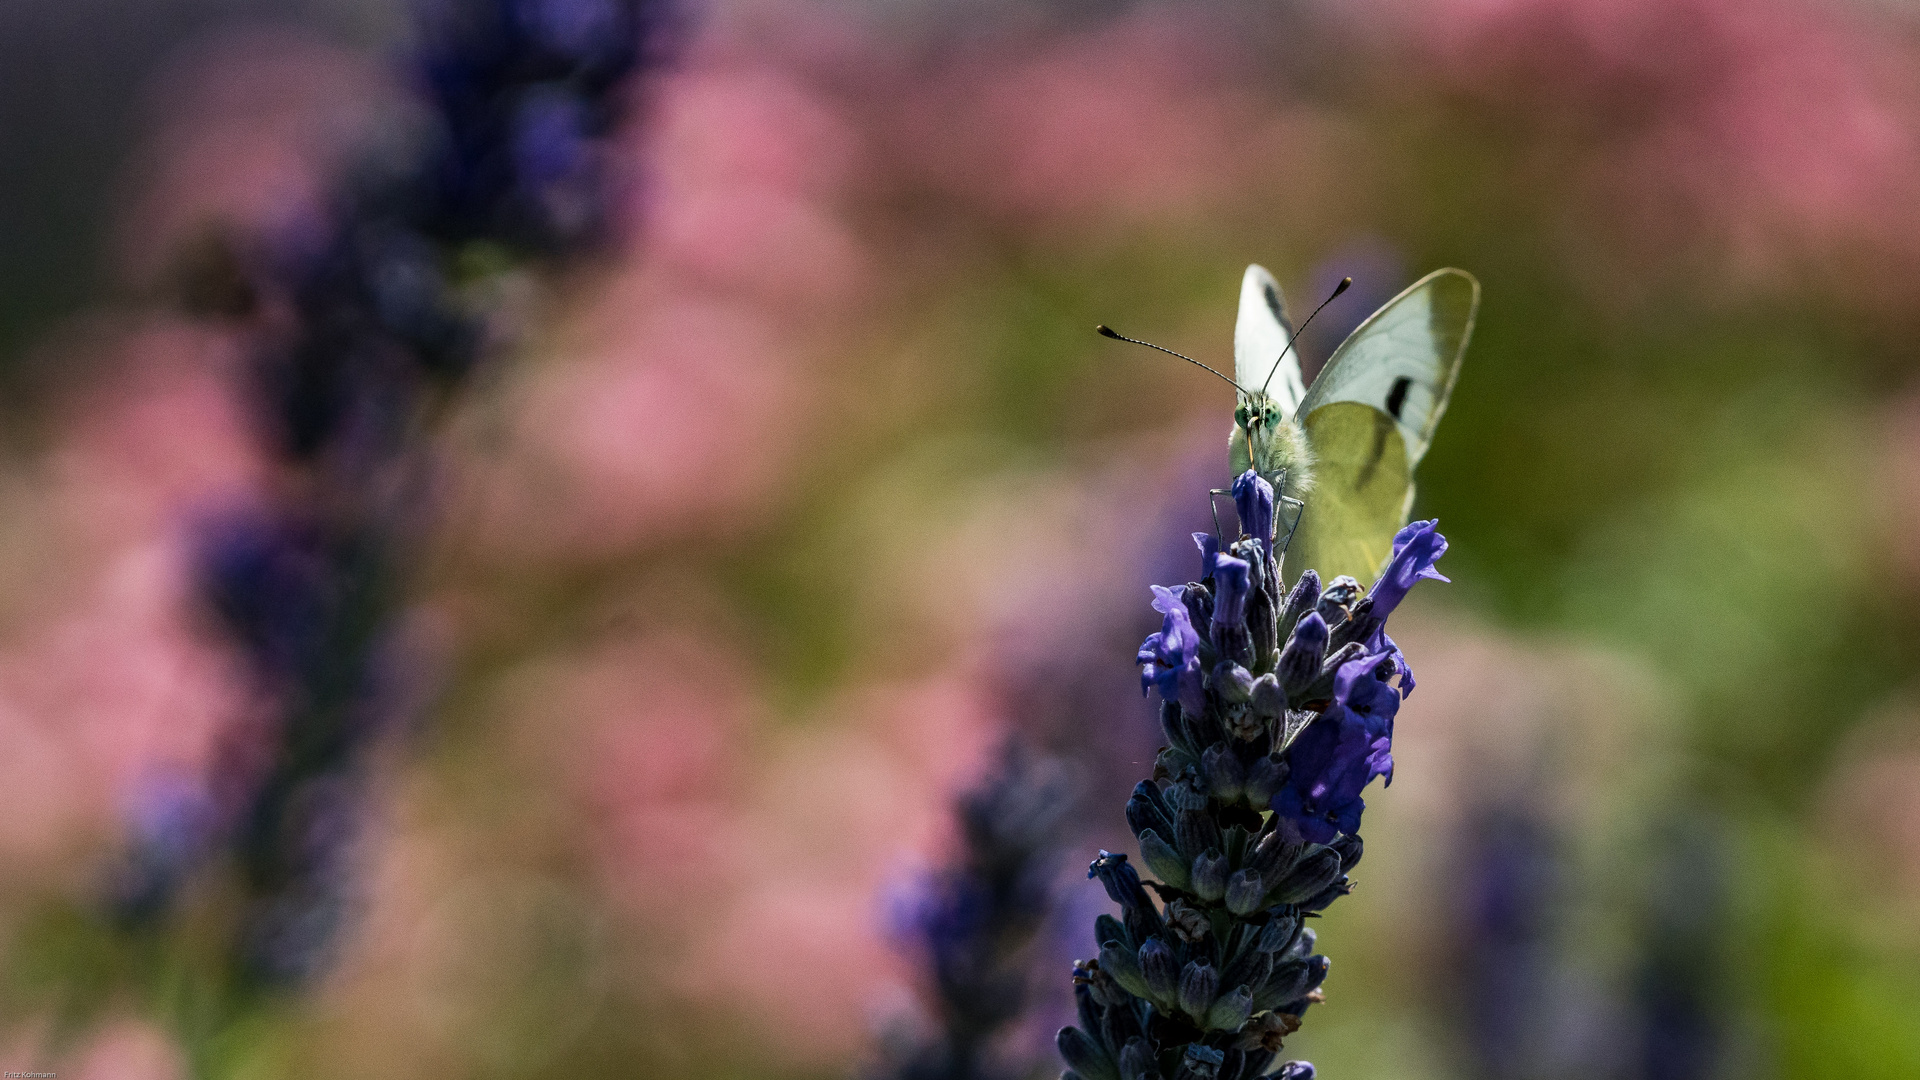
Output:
top-left (1284, 402), bottom-right (1412, 587)
top-left (1235, 264), bottom-right (1306, 417)
top-left (1283, 268), bottom-right (1477, 585)
top-left (1295, 268), bottom-right (1477, 467)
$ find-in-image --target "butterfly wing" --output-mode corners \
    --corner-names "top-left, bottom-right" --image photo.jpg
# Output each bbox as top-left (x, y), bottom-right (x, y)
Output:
top-left (1234, 264), bottom-right (1306, 416)
top-left (1283, 268), bottom-right (1477, 585)
top-left (1294, 267), bottom-right (1478, 466)
top-left (1283, 403), bottom-right (1413, 586)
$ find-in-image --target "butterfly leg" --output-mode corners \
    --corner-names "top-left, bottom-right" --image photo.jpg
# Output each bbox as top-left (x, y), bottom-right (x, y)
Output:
top-left (1277, 496), bottom-right (1307, 555)
top-left (1266, 468), bottom-right (1307, 556)
top-left (1207, 489), bottom-right (1232, 543)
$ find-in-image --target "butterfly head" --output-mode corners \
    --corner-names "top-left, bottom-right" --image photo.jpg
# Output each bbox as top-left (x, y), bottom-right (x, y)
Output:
top-left (1233, 388), bottom-right (1313, 497)
top-left (1234, 392), bottom-right (1283, 441)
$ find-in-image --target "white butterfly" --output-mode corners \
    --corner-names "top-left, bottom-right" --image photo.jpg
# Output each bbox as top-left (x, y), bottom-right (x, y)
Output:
top-left (1230, 263), bottom-right (1477, 584)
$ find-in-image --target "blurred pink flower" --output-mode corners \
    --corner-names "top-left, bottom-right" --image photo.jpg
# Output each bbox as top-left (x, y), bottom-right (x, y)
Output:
top-left (68, 1020), bottom-right (184, 1080)
top-left (0, 1018), bottom-right (181, 1080)
top-left (561, 634), bottom-right (757, 903)
top-left (641, 54), bottom-right (869, 305)
top-left (470, 291), bottom-right (810, 559)
top-left (1415, 0), bottom-right (1920, 292)
top-left (672, 671), bottom-right (1000, 1066)
top-left (1819, 708), bottom-right (1920, 917)
top-left (464, 49), bottom-right (876, 561)
top-left (0, 321), bottom-right (259, 876)
top-left (893, 16), bottom-right (1332, 230)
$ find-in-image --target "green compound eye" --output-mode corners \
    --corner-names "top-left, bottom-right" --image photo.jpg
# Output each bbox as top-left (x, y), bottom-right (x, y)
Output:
top-left (1234, 406), bottom-right (1249, 427)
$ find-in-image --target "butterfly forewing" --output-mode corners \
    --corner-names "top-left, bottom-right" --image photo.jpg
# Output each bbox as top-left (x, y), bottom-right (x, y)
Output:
top-left (1234, 264), bottom-right (1306, 416)
top-left (1295, 268), bottom-right (1478, 467)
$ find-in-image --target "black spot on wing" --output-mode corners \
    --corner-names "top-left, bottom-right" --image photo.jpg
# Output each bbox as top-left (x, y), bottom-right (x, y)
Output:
top-left (1385, 376), bottom-right (1412, 421)
top-left (1264, 283), bottom-right (1284, 323)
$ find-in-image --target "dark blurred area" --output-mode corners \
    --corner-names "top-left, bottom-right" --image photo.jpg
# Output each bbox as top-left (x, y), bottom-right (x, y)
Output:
top-left (0, 0), bottom-right (393, 386)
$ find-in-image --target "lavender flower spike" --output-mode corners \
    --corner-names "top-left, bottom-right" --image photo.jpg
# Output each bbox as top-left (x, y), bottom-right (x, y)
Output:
top-left (1063, 479), bottom-right (1448, 1080)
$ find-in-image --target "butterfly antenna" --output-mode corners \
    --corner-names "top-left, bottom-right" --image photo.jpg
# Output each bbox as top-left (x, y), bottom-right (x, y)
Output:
top-left (1097, 325), bottom-right (1241, 391)
top-left (1259, 276), bottom-right (1352, 397)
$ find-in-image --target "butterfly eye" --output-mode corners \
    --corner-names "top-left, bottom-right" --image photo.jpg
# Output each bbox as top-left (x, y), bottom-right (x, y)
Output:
top-left (1234, 406), bottom-right (1249, 427)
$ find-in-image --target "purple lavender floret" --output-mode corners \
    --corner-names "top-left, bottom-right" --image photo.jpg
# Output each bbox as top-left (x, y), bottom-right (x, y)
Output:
top-left (1063, 470), bottom-right (1447, 1080)
top-left (1271, 653), bottom-right (1400, 844)
top-left (1232, 469), bottom-right (1274, 557)
top-left (1140, 586), bottom-right (1207, 717)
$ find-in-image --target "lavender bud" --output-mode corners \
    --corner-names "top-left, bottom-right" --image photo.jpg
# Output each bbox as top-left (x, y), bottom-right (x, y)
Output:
top-left (1276, 1063), bottom-right (1316, 1080)
top-left (1175, 809), bottom-right (1222, 861)
top-left (1276, 613), bottom-right (1327, 689)
top-left (1127, 789), bottom-right (1174, 843)
top-left (1246, 565), bottom-right (1279, 666)
top-left (1201, 745), bottom-right (1246, 802)
top-left (1096, 914), bottom-right (1126, 950)
top-left (1249, 673), bottom-right (1286, 719)
top-left (1140, 937), bottom-right (1180, 1000)
top-left (1303, 954), bottom-right (1330, 994)
top-left (1300, 878), bottom-right (1352, 913)
top-left (1091, 851), bottom-right (1153, 912)
top-left (1059, 1026), bottom-right (1119, 1080)
top-left (1277, 570), bottom-right (1320, 638)
top-left (1181, 582), bottom-right (1214, 637)
top-left (1100, 941), bottom-right (1152, 1000)
top-left (1166, 774), bottom-right (1209, 813)
top-left (1256, 909), bottom-right (1302, 953)
top-left (1225, 869), bottom-right (1267, 915)
top-left (1329, 834), bottom-right (1363, 873)
top-left (1232, 469), bottom-right (1274, 547)
top-left (1287, 928), bottom-right (1318, 961)
top-left (1244, 754), bottom-right (1288, 806)
top-left (1297, 641), bottom-right (1367, 705)
top-left (1269, 846), bottom-right (1344, 906)
top-left (1210, 662), bottom-right (1255, 703)
top-left (1085, 958), bottom-right (1132, 1007)
top-left (1255, 959), bottom-right (1313, 1012)
top-left (1139, 829), bottom-right (1191, 891)
top-left (1205, 984), bottom-right (1254, 1031)
top-left (1177, 960), bottom-right (1219, 1019)
top-left (1247, 826), bottom-right (1303, 880)
top-left (1191, 850), bottom-right (1229, 902)
top-left (1120, 1038), bottom-right (1160, 1080)
top-left (1221, 947), bottom-right (1272, 995)
top-left (1175, 1045), bottom-right (1225, 1080)
top-left (1210, 554), bottom-right (1254, 667)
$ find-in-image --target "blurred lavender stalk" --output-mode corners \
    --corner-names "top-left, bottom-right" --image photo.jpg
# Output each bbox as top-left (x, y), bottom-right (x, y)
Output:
top-left (1058, 471), bottom-right (1447, 1080)
top-left (1451, 795), bottom-right (1732, 1080)
top-left (881, 744), bottom-right (1076, 1080)
top-left (1454, 799), bottom-right (1576, 1080)
top-left (110, 0), bottom-right (672, 1017)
